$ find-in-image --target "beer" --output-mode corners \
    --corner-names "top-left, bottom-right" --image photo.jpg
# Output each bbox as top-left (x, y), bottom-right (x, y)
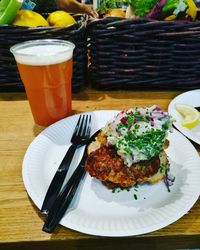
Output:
top-left (10, 39), bottom-right (75, 126)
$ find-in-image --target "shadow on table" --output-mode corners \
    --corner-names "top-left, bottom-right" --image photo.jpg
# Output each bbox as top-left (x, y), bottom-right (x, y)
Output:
top-left (73, 86), bottom-right (180, 99)
top-left (0, 92), bottom-right (27, 101)
top-left (33, 124), bottom-right (46, 136)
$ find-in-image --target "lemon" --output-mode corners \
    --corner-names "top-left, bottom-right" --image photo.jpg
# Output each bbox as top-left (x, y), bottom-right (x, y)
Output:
top-left (175, 103), bottom-right (200, 129)
top-left (12, 10), bottom-right (49, 27)
top-left (47, 11), bottom-right (76, 27)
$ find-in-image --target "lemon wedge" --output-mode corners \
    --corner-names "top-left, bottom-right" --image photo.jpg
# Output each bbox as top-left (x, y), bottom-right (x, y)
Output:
top-left (175, 103), bottom-right (200, 129)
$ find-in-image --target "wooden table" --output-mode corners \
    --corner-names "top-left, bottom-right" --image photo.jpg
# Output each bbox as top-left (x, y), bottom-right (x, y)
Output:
top-left (1, 88), bottom-right (200, 250)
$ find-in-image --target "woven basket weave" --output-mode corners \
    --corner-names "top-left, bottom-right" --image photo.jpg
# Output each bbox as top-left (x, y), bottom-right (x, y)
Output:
top-left (0, 14), bottom-right (87, 92)
top-left (87, 17), bottom-right (200, 90)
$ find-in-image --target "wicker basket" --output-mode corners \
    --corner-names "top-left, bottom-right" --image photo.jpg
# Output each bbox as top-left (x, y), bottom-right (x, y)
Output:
top-left (87, 17), bottom-right (200, 90)
top-left (0, 14), bottom-right (87, 92)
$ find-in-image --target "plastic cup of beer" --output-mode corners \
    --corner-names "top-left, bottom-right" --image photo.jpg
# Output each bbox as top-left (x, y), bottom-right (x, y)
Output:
top-left (10, 39), bottom-right (75, 126)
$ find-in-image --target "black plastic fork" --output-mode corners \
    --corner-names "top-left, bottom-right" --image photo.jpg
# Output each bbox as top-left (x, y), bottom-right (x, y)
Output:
top-left (41, 114), bottom-right (92, 215)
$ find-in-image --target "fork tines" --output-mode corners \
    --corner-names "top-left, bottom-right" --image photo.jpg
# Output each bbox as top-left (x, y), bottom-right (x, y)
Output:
top-left (73, 114), bottom-right (92, 139)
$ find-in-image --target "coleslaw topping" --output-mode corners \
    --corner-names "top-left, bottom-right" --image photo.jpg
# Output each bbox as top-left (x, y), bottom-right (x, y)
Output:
top-left (102, 105), bottom-right (173, 166)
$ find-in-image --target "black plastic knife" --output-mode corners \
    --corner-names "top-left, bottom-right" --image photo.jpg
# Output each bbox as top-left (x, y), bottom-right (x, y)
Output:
top-left (42, 130), bottom-right (99, 233)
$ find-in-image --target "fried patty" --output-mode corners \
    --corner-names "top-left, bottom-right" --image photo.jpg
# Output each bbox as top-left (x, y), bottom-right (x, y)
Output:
top-left (85, 131), bottom-right (169, 188)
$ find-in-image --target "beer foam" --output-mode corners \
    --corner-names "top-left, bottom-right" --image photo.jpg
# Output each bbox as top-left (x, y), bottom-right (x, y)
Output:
top-left (14, 44), bottom-right (74, 66)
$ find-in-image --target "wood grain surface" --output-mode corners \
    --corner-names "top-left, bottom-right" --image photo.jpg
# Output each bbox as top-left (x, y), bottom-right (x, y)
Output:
top-left (0, 88), bottom-right (200, 250)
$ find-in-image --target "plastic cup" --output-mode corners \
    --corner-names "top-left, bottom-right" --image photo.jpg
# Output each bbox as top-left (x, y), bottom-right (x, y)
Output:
top-left (10, 39), bottom-right (75, 126)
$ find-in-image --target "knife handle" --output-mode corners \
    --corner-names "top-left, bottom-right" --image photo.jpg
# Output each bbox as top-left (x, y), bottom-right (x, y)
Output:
top-left (42, 163), bottom-right (86, 233)
top-left (41, 144), bottom-right (77, 215)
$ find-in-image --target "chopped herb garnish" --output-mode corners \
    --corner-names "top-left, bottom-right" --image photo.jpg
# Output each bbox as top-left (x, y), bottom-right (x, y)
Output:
top-left (134, 124), bottom-right (140, 129)
top-left (159, 163), bottom-right (166, 173)
top-left (134, 194), bottom-right (138, 200)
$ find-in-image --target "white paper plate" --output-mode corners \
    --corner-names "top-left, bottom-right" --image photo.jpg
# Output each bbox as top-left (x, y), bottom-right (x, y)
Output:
top-left (168, 89), bottom-right (200, 145)
top-left (22, 110), bottom-right (200, 237)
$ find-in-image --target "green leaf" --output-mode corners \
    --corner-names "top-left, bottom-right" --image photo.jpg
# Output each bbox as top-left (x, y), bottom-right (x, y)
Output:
top-left (128, 0), bottom-right (157, 16)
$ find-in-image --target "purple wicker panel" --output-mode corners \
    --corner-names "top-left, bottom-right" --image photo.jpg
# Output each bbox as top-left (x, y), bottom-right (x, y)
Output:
top-left (87, 17), bottom-right (200, 90)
